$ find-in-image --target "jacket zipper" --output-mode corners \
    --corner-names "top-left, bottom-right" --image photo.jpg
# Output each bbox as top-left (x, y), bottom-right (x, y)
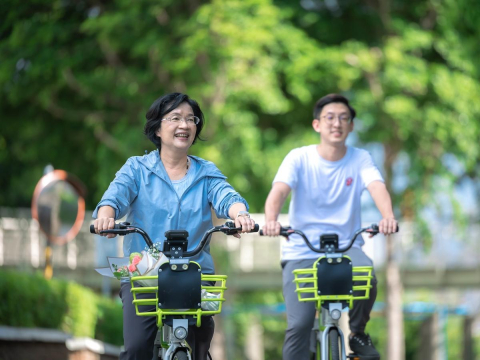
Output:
top-left (152, 170), bottom-right (225, 229)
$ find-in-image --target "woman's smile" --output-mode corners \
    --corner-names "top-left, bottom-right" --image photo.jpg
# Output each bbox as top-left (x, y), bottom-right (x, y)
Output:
top-left (174, 132), bottom-right (190, 140)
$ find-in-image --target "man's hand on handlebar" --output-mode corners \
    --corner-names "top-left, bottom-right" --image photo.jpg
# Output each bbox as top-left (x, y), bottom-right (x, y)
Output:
top-left (233, 215), bottom-right (257, 239)
top-left (93, 217), bottom-right (117, 238)
top-left (376, 217), bottom-right (398, 237)
top-left (261, 220), bottom-right (283, 237)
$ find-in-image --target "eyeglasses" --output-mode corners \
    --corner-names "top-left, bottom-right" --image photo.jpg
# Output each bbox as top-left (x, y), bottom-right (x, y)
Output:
top-left (320, 114), bottom-right (352, 124)
top-left (161, 116), bottom-right (200, 125)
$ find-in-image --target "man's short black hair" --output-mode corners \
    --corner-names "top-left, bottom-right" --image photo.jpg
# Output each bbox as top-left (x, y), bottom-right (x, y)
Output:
top-left (313, 93), bottom-right (356, 120)
top-left (144, 92), bottom-right (204, 151)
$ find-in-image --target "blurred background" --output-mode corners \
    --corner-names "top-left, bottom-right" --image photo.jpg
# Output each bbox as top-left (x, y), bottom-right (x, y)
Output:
top-left (1, 0), bottom-right (480, 359)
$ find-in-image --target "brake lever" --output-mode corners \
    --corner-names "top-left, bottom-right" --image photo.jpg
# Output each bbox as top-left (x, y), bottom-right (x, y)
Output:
top-left (365, 224), bottom-right (380, 237)
top-left (280, 227), bottom-right (293, 238)
top-left (220, 221), bottom-right (240, 236)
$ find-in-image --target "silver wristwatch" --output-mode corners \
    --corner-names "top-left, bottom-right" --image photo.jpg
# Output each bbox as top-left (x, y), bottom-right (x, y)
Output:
top-left (236, 211), bottom-right (250, 218)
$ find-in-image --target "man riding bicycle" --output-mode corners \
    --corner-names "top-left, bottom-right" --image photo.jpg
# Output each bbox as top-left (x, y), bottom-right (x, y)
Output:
top-left (262, 94), bottom-right (398, 359)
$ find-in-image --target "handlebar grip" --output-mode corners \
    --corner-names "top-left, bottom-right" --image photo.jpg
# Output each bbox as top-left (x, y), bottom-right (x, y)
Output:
top-left (222, 221), bottom-right (259, 234)
top-left (90, 223), bottom-right (126, 234)
top-left (236, 223), bottom-right (259, 233)
top-left (369, 223), bottom-right (400, 234)
top-left (259, 227), bottom-right (291, 237)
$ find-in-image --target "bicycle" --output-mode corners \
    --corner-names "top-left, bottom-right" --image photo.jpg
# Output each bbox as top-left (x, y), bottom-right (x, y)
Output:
top-left (261, 224), bottom-right (395, 360)
top-left (91, 220), bottom-right (259, 360)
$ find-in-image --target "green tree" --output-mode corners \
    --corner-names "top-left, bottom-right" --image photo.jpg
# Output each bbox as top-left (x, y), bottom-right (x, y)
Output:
top-left (1, 0), bottom-right (338, 211)
top-left (2, 1), bottom-right (480, 359)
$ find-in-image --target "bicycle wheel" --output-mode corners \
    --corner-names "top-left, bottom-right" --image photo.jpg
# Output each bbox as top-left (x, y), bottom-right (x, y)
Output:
top-left (173, 349), bottom-right (189, 360)
top-left (328, 328), bottom-right (340, 360)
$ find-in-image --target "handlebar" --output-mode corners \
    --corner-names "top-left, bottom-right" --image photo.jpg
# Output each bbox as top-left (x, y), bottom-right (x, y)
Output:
top-left (183, 222), bottom-right (259, 258)
top-left (260, 223), bottom-right (399, 254)
top-left (90, 222), bottom-right (154, 248)
top-left (90, 221), bottom-right (259, 259)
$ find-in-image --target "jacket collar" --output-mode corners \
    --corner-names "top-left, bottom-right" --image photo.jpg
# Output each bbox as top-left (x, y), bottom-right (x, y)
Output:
top-left (137, 150), bottom-right (226, 181)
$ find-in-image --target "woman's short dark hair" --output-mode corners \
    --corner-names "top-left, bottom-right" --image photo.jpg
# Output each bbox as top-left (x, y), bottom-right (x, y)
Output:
top-left (313, 93), bottom-right (356, 120)
top-left (144, 93), bottom-right (205, 151)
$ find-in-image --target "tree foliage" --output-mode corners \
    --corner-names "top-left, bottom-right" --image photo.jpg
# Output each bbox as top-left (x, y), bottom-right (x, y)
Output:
top-left (1, 0), bottom-right (479, 220)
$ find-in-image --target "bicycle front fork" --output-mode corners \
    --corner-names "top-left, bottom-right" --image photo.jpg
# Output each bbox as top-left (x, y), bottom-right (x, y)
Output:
top-left (314, 304), bottom-right (347, 360)
top-left (153, 319), bottom-right (192, 360)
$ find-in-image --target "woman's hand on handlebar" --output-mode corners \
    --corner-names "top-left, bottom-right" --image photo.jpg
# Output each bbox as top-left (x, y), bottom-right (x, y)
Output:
top-left (94, 206), bottom-right (117, 238)
top-left (233, 215), bottom-right (257, 238)
top-left (93, 217), bottom-right (117, 238)
top-left (376, 217), bottom-right (398, 237)
top-left (261, 220), bottom-right (283, 237)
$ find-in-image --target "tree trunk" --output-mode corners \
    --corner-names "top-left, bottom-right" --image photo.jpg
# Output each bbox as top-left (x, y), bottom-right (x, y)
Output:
top-left (463, 316), bottom-right (475, 360)
top-left (386, 233), bottom-right (405, 360)
top-left (383, 142), bottom-right (406, 360)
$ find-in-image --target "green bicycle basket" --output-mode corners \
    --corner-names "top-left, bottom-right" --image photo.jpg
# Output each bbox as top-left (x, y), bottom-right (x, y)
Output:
top-left (130, 261), bottom-right (227, 327)
top-left (293, 256), bottom-right (373, 309)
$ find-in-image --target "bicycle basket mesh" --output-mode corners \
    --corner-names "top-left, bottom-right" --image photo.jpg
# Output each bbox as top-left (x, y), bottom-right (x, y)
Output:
top-left (130, 263), bottom-right (227, 327)
top-left (293, 256), bottom-right (373, 308)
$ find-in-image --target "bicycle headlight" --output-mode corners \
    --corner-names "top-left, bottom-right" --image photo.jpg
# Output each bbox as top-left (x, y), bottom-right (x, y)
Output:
top-left (174, 326), bottom-right (188, 340)
top-left (330, 309), bottom-right (341, 320)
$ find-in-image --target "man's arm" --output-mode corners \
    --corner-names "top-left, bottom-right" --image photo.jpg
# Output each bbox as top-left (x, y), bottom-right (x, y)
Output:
top-left (262, 182), bottom-right (291, 236)
top-left (367, 180), bottom-right (398, 235)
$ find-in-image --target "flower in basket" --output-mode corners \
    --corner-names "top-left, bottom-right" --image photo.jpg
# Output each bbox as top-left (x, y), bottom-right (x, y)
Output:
top-left (110, 252), bottom-right (142, 279)
top-left (109, 244), bottom-right (168, 286)
top-left (127, 252), bottom-right (142, 275)
top-left (111, 264), bottom-right (130, 279)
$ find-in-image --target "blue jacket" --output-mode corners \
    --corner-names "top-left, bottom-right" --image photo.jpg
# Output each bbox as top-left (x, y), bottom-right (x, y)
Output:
top-left (93, 151), bottom-right (248, 274)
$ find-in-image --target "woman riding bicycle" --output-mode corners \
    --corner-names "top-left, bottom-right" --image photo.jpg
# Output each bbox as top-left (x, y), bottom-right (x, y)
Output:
top-left (92, 92), bottom-right (256, 360)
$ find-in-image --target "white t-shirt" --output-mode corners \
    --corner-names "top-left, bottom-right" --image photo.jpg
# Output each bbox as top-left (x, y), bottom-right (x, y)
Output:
top-left (273, 145), bottom-right (383, 260)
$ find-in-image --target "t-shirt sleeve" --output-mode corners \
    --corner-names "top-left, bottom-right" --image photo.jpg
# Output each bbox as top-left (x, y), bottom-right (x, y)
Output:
top-left (273, 149), bottom-right (299, 190)
top-left (359, 151), bottom-right (384, 188)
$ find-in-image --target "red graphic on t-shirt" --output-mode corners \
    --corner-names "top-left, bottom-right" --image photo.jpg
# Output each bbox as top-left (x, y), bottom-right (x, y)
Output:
top-left (346, 177), bottom-right (353, 186)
